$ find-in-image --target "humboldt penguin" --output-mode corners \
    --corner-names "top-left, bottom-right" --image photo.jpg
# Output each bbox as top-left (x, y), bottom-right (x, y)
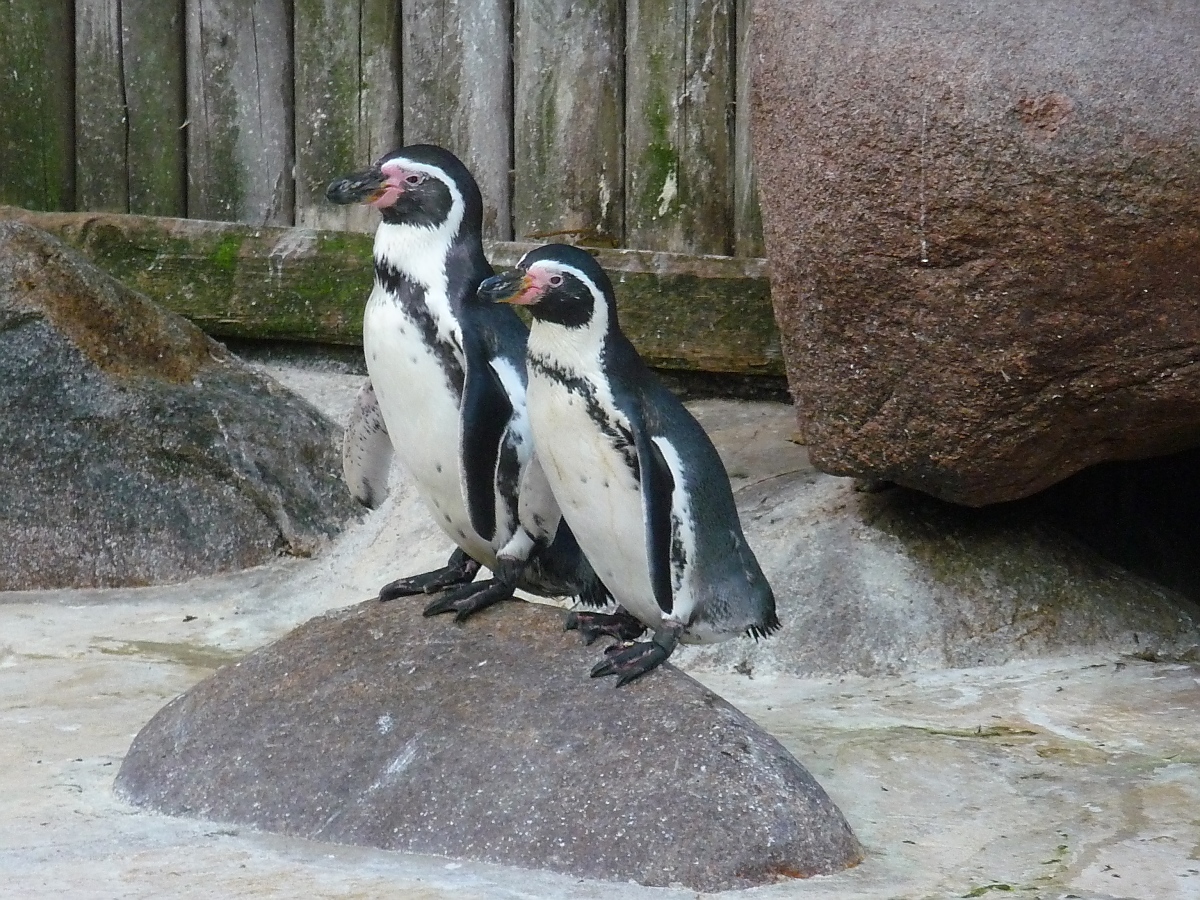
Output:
top-left (478, 244), bottom-right (780, 683)
top-left (326, 147), bottom-right (605, 617)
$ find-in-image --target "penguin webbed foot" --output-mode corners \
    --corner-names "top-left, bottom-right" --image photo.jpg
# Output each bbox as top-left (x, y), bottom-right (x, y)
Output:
top-left (590, 623), bottom-right (683, 686)
top-left (564, 606), bottom-right (647, 645)
top-left (422, 577), bottom-right (516, 621)
top-left (378, 548), bottom-right (482, 601)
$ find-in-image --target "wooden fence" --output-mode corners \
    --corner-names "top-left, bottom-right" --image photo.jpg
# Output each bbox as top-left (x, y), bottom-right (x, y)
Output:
top-left (0, 0), bottom-right (763, 257)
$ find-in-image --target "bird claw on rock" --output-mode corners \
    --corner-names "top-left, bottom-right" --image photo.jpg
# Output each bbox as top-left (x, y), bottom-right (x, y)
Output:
top-left (422, 577), bottom-right (515, 621)
top-left (378, 548), bottom-right (482, 601)
top-left (563, 607), bottom-right (647, 645)
top-left (590, 624), bottom-right (683, 686)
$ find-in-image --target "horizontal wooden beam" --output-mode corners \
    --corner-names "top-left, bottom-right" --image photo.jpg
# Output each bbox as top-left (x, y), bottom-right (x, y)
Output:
top-left (0, 207), bottom-right (782, 376)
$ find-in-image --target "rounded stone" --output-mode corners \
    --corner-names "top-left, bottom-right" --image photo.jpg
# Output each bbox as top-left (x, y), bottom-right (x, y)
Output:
top-left (115, 599), bottom-right (863, 891)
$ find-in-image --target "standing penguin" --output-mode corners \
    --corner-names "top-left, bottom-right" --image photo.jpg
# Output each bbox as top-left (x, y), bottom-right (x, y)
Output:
top-left (326, 147), bottom-right (605, 617)
top-left (478, 244), bottom-right (780, 684)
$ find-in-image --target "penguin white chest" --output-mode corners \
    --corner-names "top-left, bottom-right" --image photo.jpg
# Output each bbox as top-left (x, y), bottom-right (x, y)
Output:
top-left (525, 370), bottom-right (660, 624)
top-left (362, 285), bottom-right (493, 564)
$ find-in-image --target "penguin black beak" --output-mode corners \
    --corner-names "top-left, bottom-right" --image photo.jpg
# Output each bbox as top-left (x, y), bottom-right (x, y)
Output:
top-left (326, 166), bottom-right (387, 205)
top-left (478, 270), bottom-right (538, 306)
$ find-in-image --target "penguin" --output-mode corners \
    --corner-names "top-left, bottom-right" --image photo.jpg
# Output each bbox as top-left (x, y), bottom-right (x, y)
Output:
top-left (478, 244), bottom-right (781, 684)
top-left (326, 147), bottom-right (606, 617)
top-left (341, 379), bottom-right (392, 510)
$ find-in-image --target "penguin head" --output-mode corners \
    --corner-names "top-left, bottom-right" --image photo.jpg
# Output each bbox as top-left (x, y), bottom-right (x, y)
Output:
top-left (478, 244), bottom-right (618, 333)
top-left (326, 144), bottom-right (483, 237)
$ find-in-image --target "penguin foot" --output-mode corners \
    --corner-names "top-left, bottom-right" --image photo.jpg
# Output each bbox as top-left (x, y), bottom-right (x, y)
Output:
top-left (564, 607), bottom-right (647, 645)
top-left (422, 578), bottom-right (516, 622)
top-left (378, 548), bottom-right (482, 601)
top-left (590, 623), bottom-right (683, 686)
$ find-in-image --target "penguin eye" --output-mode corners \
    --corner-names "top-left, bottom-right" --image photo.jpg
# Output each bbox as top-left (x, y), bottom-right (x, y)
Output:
top-left (547, 274), bottom-right (564, 287)
top-left (404, 173), bottom-right (425, 186)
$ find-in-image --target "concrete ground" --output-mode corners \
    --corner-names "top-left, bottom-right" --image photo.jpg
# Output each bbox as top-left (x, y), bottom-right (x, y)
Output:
top-left (2, 367), bottom-right (1198, 899)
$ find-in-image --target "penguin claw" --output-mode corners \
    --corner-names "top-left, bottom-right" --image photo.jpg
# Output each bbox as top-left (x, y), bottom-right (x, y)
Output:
top-left (378, 549), bottom-right (481, 601)
top-left (589, 624), bottom-right (682, 686)
top-left (563, 607), bottom-right (647, 645)
top-left (602, 640), bottom-right (638, 657)
top-left (422, 578), bottom-right (516, 621)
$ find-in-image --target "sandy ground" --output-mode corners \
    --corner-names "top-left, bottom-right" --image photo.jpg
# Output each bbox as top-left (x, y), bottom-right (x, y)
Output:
top-left (2, 366), bottom-right (1198, 899)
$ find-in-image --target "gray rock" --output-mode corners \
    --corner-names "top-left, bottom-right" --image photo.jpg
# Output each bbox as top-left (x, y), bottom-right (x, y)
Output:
top-left (114, 599), bottom-right (863, 891)
top-left (752, 0), bottom-right (1200, 505)
top-left (0, 222), bottom-right (357, 590)
top-left (679, 471), bottom-right (1200, 677)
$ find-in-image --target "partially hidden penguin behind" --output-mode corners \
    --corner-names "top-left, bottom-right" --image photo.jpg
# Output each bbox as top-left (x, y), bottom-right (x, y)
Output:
top-left (327, 146), bottom-right (608, 618)
top-left (478, 244), bottom-right (780, 684)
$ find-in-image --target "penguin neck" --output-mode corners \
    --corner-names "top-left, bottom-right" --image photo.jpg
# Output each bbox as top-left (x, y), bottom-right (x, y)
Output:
top-left (527, 311), bottom-right (611, 387)
top-left (373, 213), bottom-right (462, 291)
top-left (373, 216), bottom-right (467, 349)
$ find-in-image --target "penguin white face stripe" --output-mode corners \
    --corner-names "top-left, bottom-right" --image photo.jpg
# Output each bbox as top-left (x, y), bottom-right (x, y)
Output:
top-left (372, 159), bottom-right (466, 349)
top-left (514, 257), bottom-right (610, 316)
top-left (522, 259), bottom-right (612, 382)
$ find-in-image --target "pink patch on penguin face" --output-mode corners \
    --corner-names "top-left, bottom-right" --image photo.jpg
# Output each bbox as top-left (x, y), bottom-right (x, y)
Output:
top-left (526, 265), bottom-right (566, 298)
top-left (370, 162), bottom-right (411, 209)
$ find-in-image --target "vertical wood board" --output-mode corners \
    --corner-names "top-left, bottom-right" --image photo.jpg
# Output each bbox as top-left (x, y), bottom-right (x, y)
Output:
top-left (185, 0), bottom-right (294, 224)
top-left (626, 0), bottom-right (734, 255)
top-left (122, 0), bottom-right (187, 217)
top-left (513, 0), bottom-right (623, 245)
top-left (401, 0), bottom-right (512, 240)
top-left (733, 0), bottom-right (763, 256)
top-left (0, 0), bottom-right (75, 210)
top-left (294, 0), bottom-right (400, 232)
top-left (75, 0), bottom-right (130, 212)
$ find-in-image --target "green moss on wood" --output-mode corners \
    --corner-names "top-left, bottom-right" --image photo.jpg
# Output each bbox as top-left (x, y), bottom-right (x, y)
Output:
top-left (124, 0), bottom-right (187, 217)
top-left (210, 234), bottom-right (243, 273)
top-left (0, 208), bottom-right (780, 374)
top-left (0, 0), bottom-right (74, 211)
top-left (633, 50), bottom-right (681, 227)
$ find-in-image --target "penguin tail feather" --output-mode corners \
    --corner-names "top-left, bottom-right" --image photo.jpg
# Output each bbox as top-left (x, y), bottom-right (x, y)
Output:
top-left (746, 612), bottom-right (783, 641)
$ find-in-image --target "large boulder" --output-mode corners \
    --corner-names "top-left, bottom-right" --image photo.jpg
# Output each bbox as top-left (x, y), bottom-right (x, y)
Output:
top-left (115, 599), bottom-right (863, 891)
top-left (0, 222), bottom-right (357, 590)
top-left (752, 0), bottom-right (1200, 505)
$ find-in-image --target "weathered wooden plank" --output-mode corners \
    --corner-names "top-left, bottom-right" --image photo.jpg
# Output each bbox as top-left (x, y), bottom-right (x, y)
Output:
top-left (294, 0), bottom-right (400, 232)
top-left (185, 0), bottom-right (294, 224)
top-left (123, 0), bottom-right (187, 217)
top-left (733, 0), bottom-right (764, 257)
top-left (626, 0), bottom-right (735, 255)
top-left (76, 0), bottom-right (130, 212)
top-left (1, 208), bottom-right (780, 376)
top-left (0, 0), bottom-right (74, 211)
top-left (401, 0), bottom-right (512, 240)
top-left (75, 1), bottom-right (187, 216)
top-left (513, 0), bottom-right (623, 246)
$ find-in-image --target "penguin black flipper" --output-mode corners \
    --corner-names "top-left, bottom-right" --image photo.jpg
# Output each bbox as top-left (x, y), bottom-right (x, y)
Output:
top-left (629, 382), bottom-right (677, 616)
top-left (459, 329), bottom-right (512, 543)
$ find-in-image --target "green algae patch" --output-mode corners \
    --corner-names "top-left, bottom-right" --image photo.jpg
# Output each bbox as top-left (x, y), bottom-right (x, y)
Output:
top-left (94, 638), bottom-right (244, 671)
